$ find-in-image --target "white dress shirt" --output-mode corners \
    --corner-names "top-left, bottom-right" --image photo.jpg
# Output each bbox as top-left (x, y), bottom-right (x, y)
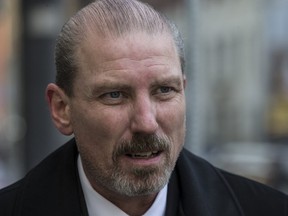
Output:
top-left (77, 156), bottom-right (167, 216)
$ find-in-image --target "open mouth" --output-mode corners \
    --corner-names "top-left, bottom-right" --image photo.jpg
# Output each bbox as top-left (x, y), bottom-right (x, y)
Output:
top-left (126, 151), bottom-right (161, 159)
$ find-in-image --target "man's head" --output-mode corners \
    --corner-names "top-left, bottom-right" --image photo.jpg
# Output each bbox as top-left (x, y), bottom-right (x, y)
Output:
top-left (55, 0), bottom-right (185, 97)
top-left (46, 0), bottom-right (186, 200)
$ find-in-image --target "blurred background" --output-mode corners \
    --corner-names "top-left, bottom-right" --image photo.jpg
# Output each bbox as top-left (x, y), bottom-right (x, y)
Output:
top-left (1, 0), bottom-right (288, 194)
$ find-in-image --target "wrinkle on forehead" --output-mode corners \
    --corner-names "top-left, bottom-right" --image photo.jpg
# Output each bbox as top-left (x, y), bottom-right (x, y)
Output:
top-left (75, 31), bottom-right (181, 86)
top-left (83, 31), bottom-right (176, 55)
top-left (98, 56), bottom-right (172, 71)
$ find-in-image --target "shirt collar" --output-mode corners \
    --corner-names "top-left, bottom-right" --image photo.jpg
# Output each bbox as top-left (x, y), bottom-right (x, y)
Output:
top-left (77, 155), bottom-right (167, 216)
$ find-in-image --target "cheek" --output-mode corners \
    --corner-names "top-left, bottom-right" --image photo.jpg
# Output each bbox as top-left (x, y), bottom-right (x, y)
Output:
top-left (94, 107), bottom-right (131, 139)
top-left (72, 108), bottom-right (125, 168)
top-left (158, 100), bottom-right (186, 134)
top-left (71, 105), bottom-right (130, 147)
top-left (157, 101), bottom-right (186, 154)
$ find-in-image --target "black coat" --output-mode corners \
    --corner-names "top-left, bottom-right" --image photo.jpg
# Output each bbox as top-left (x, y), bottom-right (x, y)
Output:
top-left (0, 138), bottom-right (287, 215)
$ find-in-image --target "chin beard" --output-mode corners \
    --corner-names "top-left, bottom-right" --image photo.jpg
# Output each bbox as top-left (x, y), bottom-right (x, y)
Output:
top-left (108, 157), bottom-right (174, 196)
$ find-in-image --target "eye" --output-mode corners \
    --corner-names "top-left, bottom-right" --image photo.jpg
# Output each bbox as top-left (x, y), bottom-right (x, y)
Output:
top-left (109, 91), bottom-right (121, 98)
top-left (159, 86), bottom-right (173, 93)
top-left (153, 86), bottom-right (177, 101)
top-left (156, 86), bottom-right (174, 95)
top-left (101, 91), bottom-right (122, 99)
top-left (98, 91), bottom-right (126, 105)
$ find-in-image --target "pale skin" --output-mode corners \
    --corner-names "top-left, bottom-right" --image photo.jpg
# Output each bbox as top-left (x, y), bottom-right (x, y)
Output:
top-left (46, 31), bottom-right (186, 216)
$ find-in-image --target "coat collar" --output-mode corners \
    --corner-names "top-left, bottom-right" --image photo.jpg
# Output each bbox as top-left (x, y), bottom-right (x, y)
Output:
top-left (165, 149), bottom-right (244, 216)
top-left (14, 139), bottom-right (88, 216)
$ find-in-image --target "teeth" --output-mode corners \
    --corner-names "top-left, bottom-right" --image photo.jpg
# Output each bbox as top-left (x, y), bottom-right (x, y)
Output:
top-left (130, 151), bottom-right (158, 158)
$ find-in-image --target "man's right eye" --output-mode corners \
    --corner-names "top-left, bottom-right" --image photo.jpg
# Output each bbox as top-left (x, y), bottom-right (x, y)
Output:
top-left (108, 91), bottom-right (121, 98)
top-left (100, 91), bottom-right (123, 99)
top-left (98, 91), bottom-right (126, 105)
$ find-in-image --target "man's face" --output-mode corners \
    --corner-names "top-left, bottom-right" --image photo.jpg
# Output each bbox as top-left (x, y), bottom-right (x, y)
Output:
top-left (68, 32), bottom-right (186, 197)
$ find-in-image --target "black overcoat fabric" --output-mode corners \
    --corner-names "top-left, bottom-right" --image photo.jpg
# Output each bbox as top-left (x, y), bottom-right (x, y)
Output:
top-left (0, 138), bottom-right (287, 215)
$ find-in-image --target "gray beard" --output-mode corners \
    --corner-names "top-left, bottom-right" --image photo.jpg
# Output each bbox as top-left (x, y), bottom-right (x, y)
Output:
top-left (81, 134), bottom-right (177, 197)
top-left (108, 153), bottom-right (174, 196)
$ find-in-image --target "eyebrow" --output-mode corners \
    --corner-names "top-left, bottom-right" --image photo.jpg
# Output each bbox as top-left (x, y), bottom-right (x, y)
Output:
top-left (87, 81), bottom-right (132, 97)
top-left (150, 76), bottom-right (183, 88)
top-left (86, 75), bottom-right (184, 98)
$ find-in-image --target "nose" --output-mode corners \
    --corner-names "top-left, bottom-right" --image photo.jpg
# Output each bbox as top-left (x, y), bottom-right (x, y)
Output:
top-left (130, 96), bottom-right (159, 134)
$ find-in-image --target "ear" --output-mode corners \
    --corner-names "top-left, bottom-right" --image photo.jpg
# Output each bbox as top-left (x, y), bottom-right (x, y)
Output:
top-left (46, 83), bottom-right (73, 135)
top-left (183, 74), bottom-right (187, 89)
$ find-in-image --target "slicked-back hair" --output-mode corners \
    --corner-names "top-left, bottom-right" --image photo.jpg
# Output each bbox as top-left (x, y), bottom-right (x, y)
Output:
top-left (55, 0), bottom-right (185, 97)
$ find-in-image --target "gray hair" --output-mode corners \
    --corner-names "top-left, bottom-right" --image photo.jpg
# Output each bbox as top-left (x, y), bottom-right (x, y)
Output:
top-left (55, 0), bottom-right (185, 96)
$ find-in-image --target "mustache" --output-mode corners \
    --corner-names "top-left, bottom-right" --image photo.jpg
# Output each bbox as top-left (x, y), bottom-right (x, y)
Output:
top-left (113, 134), bottom-right (171, 158)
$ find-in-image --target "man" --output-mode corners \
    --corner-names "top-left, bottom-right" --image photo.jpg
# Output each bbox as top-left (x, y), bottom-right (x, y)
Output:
top-left (0, 0), bottom-right (287, 215)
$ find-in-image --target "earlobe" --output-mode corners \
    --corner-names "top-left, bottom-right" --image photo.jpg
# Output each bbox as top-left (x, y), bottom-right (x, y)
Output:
top-left (183, 75), bottom-right (187, 89)
top-left (46, 83), bottom-right (73, 135)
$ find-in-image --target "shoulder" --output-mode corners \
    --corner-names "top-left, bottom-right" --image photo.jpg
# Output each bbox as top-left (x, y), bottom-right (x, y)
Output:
top-left (219, 169), bottom-right (288, 215)
top-left (177, 148), bottom-right (288, 215)
top-left (0, 180), bottom-right (23, 215)
top-left (0, 139), bottom-right (78, 215)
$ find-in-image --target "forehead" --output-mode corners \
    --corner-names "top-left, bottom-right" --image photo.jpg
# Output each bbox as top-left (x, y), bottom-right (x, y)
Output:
top-left (78, 31), bottom-right (179, 69)
top-left (73, 31), bottom-right (183, 96)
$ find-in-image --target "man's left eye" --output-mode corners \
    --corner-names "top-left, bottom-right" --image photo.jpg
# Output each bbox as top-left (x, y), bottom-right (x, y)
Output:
top-left (109, 91), bottom-right (121, 98)
top-left (159, 86), bottom-right (172, 93)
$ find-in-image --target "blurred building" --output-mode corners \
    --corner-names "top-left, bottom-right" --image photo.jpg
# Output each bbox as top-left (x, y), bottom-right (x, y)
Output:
top-left (186, 0), bottom-right (267, 152)
top-left (0, 0), bottom-right (80, 187)
top-left (0, 0), bottom-right (22, 187)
